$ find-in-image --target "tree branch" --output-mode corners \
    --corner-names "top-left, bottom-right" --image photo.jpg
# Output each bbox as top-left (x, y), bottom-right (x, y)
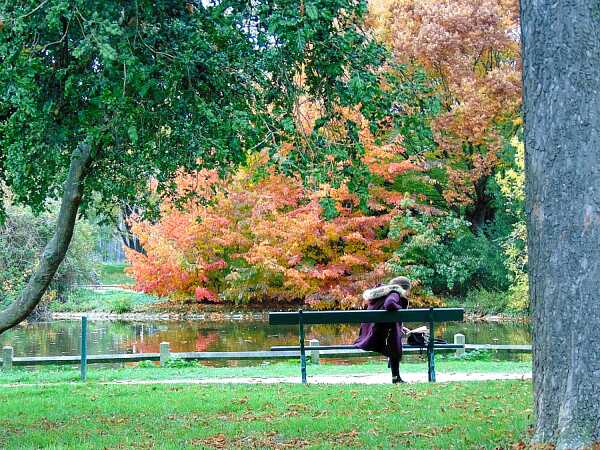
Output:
top-left (0, 143), bottom-right (93, 334)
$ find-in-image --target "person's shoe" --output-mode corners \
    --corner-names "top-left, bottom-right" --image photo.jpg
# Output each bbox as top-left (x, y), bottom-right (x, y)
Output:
top-left (392, 376), bottom-right (405, 384)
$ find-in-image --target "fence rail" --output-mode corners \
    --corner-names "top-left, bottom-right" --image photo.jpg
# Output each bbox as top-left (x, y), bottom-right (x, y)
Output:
top-left (1, 344), bottom-right (532, 368)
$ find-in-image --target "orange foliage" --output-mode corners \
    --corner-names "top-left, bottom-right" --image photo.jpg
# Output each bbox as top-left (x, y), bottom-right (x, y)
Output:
top-left (126, 148), bottom-right (403, 307)
top-left (382, 0), bottom-right (521, 206)
top-left (126, 102), bottom-right (433, 308)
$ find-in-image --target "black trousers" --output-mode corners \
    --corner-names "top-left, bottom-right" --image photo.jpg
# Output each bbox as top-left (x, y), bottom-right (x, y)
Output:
top-left (388, 357), bottom-right (400, 377)
top-left (384, 331), bottom-right (401, 378)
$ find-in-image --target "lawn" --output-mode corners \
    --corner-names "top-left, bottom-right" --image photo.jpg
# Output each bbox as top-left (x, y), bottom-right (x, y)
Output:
top-left (0, 358), bottom-right (531, 385)
top-left (0, 380), bottom-right (532, 449)
top-left (97, 263), bottom-right (134, 286)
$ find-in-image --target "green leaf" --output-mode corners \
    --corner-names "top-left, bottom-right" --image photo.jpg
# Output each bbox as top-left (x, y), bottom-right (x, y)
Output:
top-left (128, 126), bottom-right (138, 144)
top-left (306, 4), bottom-right (319, 20)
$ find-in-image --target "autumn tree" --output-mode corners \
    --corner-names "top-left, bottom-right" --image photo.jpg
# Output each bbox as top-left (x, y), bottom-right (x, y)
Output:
top-left (127, 111), bottom-right (434, 308)
top-left (379, 0), bottom-right (522, 231)
top-left (521, 1), bottom-right (600, 448)
top-left (0, 0), bottom-right (384, 334)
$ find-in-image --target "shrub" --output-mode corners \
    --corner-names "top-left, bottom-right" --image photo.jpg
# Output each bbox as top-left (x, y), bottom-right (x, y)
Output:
top-left (451, 288), bottom-right (512, 316)
top-left (163, 358), bottom-right (198, 369)
top-left (126, 148), bottom-right (417, 309)
top-left (137, 361), bottom-right (156, 369)
top-left (445, 349), bottom-right (494, 362)
top-left (387, 209), bottom-right (510, 296)
top-left (108, 296), bottom-right (134, 314)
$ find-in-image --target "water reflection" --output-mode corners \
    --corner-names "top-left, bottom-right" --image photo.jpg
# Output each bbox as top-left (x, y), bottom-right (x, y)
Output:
top-left (0, 319), bottom-right (531, 359)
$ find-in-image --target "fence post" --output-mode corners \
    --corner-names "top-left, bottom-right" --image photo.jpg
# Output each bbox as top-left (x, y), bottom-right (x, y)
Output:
top-left (309, 339), bottom-right (320, 365)
top-left (81, 316), bottom-right (88, 381)
top-left (454, 333), bottom-right (465, 357)
top-left (2, 346), bottom-right (13, 371)
top-left (160, 342), bottom-right (171, 367)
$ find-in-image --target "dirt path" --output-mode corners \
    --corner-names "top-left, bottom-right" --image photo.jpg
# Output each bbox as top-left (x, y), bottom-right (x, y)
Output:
top-left (0, 371), bottom-right (531, 389)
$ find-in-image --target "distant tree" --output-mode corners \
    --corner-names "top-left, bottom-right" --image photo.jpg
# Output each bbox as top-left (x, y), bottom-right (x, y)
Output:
top-left (0, 0), bottom-right (384, 334)
top-left (521, 1), bottom-right (600, 448)
top-left (116, 204), bottom-right (145, 255)
top-left (126, 114), bottom-right (427, 308)
top-left (379, 0), bottom-right (522, 231)
top-left (496, 137), bottom-right (527, 311)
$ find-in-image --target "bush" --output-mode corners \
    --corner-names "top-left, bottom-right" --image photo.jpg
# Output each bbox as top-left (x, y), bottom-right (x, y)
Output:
top-left (448, 288), bottom-right (511, 315)
top-left (137, 361), bottom-right (156, 369)
top-left (444, 349), bottom-right (494, 362)
top-left (496, 138), bottom-right (528, 312)
top-left (126, 151), bottom-right (405, 308)
top-left (387, 210), bottom-right (510, 296)
top-left (163, 358), bottom-right (198, 369)
top-left (108, 296), bottom-right (134, 314)
top-left (0, 202), bottom-right (97, 311)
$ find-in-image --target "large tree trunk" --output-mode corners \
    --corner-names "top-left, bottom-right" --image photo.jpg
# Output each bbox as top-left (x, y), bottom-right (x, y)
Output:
top-left (521, 2), bottom-right (600, 448)
top-left (0, 143), bottom-right (92, 335)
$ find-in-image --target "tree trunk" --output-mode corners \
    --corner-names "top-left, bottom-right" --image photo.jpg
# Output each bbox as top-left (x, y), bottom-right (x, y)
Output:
top-left (117, 204), bottom-right (145, 255)
top-left (0, 143), bottom-right (92, 335)
top-left (467, 174), bottom-right (493, 234)
top-left (521, 2), bottom-right (600, 448)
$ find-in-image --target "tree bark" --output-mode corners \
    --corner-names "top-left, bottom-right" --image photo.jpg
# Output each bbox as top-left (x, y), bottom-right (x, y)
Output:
top-left (0, 143), bottom-right (92, 335)
top-left (521, 2), bottom-right (600, 448)
top-left (117, 204), bottom-right (145, 255)
top-left (467, 174), bottom-right (493, 234)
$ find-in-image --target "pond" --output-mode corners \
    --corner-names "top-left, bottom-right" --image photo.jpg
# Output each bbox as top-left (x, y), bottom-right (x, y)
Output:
top-left (0, 317), bottom-right (531, 361)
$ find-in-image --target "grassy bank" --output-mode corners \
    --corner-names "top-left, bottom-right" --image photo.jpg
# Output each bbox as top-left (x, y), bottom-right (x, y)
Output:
top-left (46, 263), bottom-right (160, 313)
top-left (86, 264), bottom-right (531, 318)
top-left (0, 358), bottom-right (531, 385)
top-left (97, 262), bottom-right (134, 285)
top-left (50, 288), bottom-right (159, 313)
top-left (0, 380), bottom-right (532, 449)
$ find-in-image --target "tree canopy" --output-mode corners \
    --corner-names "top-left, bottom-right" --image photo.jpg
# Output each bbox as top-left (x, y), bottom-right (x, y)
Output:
top-left (0, 0), bottom-right (384, 215)
top-left (0, 0), bottom-right (386, 332)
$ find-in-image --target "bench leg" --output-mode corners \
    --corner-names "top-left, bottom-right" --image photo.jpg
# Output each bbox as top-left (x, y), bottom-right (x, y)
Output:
top-left (299, 310), bottom-right (307, 384)
top-left (427, 347), bottom-right (436, 382)
top-left (428, 309), bottom-right (436, 382)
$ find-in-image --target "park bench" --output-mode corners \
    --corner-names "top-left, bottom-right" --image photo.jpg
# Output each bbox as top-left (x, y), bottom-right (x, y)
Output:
top-left (269, 307), bottom-right (465, 383)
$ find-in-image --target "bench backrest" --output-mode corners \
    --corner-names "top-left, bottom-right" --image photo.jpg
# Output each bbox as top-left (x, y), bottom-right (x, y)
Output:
top-left (269, 308), bottom-right (464, 325)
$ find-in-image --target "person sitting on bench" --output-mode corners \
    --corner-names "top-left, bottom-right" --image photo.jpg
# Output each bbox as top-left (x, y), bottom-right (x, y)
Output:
top-left (353, 276), bottom-right (412, 384)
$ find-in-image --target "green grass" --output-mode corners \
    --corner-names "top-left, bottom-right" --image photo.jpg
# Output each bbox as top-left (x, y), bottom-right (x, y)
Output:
top-left (97, 263), bottom-right (134, 286)
top-left (0, 380), bottom-right (533, 449)
top-left (50, 288), bottom-right (159, 313)
top-left (0, 358), bottom-right (531, 385)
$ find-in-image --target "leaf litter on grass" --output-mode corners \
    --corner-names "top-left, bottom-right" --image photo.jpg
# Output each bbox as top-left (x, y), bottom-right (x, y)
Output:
top-left (191, 431), bottom-right (311, 449)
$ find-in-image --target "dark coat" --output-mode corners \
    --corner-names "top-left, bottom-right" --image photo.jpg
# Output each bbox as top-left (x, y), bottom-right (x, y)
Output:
top-left (353, 291), bottom-right (408, 359)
